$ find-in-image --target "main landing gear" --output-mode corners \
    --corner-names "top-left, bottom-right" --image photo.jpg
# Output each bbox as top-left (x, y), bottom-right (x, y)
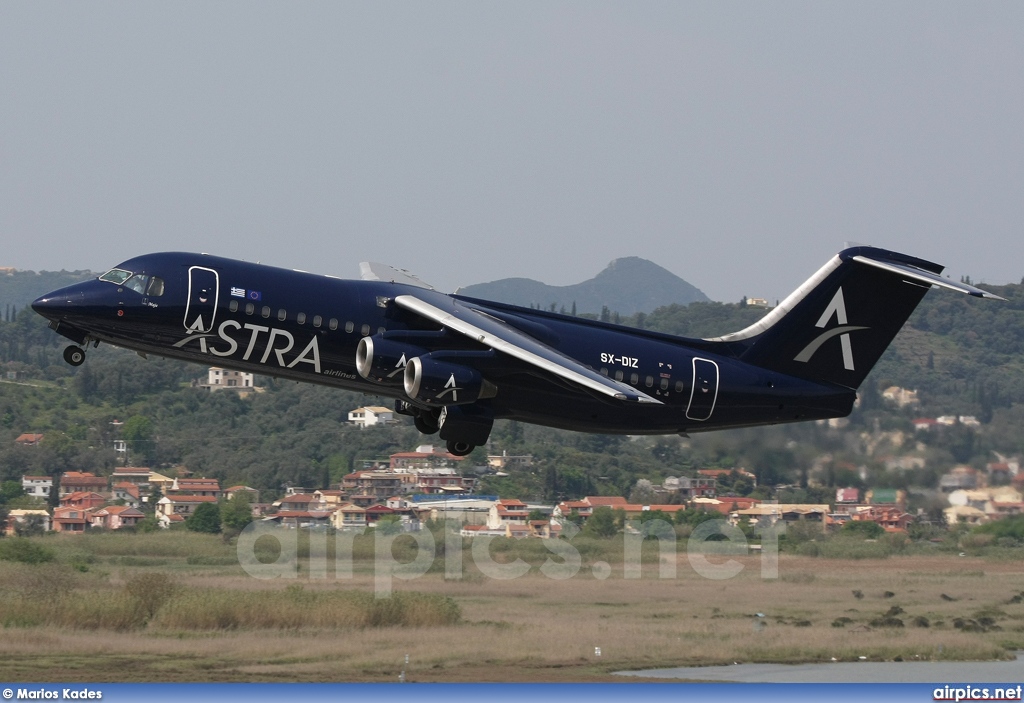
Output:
top-left (445, 440), bottom-right (475, 457)
top-left (395, 400), bottom-right (487, 458)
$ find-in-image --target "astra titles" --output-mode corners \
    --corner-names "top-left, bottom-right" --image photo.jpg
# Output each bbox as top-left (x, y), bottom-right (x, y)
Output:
top-left (174, 320), bottom-right (321, 373)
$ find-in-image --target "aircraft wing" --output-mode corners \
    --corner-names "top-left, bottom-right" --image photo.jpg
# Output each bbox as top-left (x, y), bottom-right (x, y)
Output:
top-left (359, 262), bottom-right (435, 290)
top-left (394, 294), bottom-right (663, 404)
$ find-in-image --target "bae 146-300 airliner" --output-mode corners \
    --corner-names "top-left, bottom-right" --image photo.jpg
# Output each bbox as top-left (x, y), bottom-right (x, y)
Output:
top-left (31, 246), bottom-right (1001, 457)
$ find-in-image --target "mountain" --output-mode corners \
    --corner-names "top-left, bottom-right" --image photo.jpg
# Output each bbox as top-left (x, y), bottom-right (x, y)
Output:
top-left (457, 257), bottom-right (710, 316)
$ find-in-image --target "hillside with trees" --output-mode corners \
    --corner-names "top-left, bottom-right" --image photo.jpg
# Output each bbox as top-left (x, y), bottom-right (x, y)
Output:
top-left (1, 274), bottom-right (1023, 509)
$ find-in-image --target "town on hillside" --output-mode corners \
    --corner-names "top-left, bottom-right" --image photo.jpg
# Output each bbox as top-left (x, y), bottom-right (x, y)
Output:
top-left (6, 415), bottom-right (1024, 539)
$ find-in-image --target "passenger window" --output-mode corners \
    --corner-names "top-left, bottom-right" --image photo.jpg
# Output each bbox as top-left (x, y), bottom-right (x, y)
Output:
top-left (645, 376), bottom-right (654, 388)
top-left (614, 370), bottom-right (624, 382)
top-left (261, 306), bottom-right (271, 319)
top-left (360, 324), bottom-right (370, 336)
top-left (329, 318), bottom-right (339, 331)
top-left (660, 378), bottom-right (669, 391)
top-left (377, 326), bottom-right (385, 335)
top-left (245, 303), bottom-right (254, 315)
top-left (345, 321), bottom-right (354, 333)
top-left (675, 381), bottom-right (684, 393)
top-left (278, 309), bottom-right (287, 321)
top-left (229, 300), bottom-right (239, 313)
top-left (297, 313), bottom-right (306, 325)
top-left (600, 368), bottom-right (609, 377)
top-left (146, 277), bottom-right (165, 297)
top-left (313, 315), bottom-right (322, 328)
top-left (630, 373), bottom-right (639, 385)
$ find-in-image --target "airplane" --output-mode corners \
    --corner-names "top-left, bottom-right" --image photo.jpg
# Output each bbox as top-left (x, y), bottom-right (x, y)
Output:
top-left (31, 245), bottom-right (1001, 457)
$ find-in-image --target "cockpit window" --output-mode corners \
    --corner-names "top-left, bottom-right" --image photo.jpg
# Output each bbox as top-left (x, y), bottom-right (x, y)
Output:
top-left (110, 272), bottom-right (166, 298)
top-left (99, 268), bottom-right (132, 285)
top-left (124, 275), bottom-right (148, 294)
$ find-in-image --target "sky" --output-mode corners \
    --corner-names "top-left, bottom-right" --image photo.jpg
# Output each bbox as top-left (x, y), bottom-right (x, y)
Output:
top-left (2, 2), bottom-right (1023, 304)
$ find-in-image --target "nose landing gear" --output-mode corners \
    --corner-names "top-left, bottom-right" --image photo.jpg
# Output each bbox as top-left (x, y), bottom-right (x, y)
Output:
top-left (63, 345), bottom-right (86, 367)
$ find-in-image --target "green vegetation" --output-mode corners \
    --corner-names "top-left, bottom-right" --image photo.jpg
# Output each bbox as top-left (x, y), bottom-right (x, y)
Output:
top-left (186, 502), bottom-right (221, 534)
top-left (1, 270), bottom-right (1024, 507)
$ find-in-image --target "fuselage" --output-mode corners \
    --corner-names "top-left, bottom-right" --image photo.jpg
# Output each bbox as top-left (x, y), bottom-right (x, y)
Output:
top-left (32, 252), bottom-right (856, 436)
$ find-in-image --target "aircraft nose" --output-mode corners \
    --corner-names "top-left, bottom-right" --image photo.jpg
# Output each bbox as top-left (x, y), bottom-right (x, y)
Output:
top-left (31, 288), bottom-right (84, 320)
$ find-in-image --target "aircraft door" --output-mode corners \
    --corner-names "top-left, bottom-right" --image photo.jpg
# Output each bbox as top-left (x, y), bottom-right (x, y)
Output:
top-left (686, 358), bottom-right (719, 421)
top-left (184, 266), bottom-right (220, 333)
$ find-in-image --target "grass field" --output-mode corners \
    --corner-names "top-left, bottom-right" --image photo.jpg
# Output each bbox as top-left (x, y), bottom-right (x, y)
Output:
top-left (1, 531), bottom-right (1023, 682)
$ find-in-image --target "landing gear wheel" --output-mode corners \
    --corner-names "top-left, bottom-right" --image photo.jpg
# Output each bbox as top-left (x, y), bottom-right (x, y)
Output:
top-left (446, 440), bottom-right (475, 457)
top-left (414, 414), bottom-right (439, 435)
top-left (63, 345), bottom-right (86, 367)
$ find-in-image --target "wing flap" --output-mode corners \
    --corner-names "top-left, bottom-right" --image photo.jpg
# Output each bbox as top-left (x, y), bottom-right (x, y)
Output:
top-left (394, 294), bottom-right (662, 404)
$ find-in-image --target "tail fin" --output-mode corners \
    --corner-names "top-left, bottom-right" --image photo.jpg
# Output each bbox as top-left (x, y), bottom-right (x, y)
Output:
top-left (708, 246), bottom-right (1002, 390)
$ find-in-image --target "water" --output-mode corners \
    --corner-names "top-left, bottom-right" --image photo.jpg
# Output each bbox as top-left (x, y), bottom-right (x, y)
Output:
top-left (617, 653), bottom-right (1024, 683)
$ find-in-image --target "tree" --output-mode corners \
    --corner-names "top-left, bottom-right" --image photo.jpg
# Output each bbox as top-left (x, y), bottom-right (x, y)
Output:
top-left (186, 502), bottom-right (221, 533)
top-left (0, 480), bottom-right (24, 503)
top-left (14, 514), bottom-right (46, 537)
top-left (220, 494), bottom-right (253, 532)
top-left (375, 514), bottom-right (403, 535)
top-left (628, 479), bottom-right (657, 504)
top-left (122, 415), bottom-right (155, 463)
top-left (581, 506), bottom-right (618, 537)
top-left (841, 519), bottom-right (884, 539)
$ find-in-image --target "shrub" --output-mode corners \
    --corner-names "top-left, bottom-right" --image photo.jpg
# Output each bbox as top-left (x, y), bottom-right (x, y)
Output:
top-left (0, 538), bottom-right (55, 564)
top-left (123, 572), bottom-right (179, 619)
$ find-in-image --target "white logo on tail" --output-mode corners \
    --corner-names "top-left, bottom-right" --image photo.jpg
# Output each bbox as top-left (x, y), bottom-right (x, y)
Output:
top-left (794, 288), bottom-right (868, 371)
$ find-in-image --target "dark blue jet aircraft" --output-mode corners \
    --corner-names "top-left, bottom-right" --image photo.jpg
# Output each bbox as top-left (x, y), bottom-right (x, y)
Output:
top-left (32, 246), bottom-right (1000, 456)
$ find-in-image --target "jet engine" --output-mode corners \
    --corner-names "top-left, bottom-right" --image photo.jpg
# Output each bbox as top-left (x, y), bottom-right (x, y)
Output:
top-left (404, 355), bottom-right (497, 406)
top-left (355, 336), bottom-right (425, 386)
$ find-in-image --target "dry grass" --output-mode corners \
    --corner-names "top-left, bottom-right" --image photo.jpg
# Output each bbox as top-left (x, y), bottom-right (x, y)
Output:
top-left (1, 549), bottom-right (1023, 681)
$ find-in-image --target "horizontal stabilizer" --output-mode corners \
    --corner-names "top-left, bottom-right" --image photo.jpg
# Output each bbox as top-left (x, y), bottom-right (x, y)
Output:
top-left (851, 255), bottom-right (1006, 300)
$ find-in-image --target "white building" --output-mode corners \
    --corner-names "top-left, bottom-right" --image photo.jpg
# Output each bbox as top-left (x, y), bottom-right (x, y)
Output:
top-left (348, 406), bottom-right (395, 428)
top-left (206, 367), bottom-right (254, 390)
top-left (21, 475), bottom-right (52, 499)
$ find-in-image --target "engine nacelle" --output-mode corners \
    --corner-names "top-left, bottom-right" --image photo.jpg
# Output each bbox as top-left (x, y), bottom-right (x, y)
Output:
top-left (404, 355), bottom-right (497, 406)
top-left (356, 336), bottom-right (425, 387)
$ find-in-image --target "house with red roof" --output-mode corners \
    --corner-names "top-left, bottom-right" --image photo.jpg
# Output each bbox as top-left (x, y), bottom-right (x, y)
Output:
top-left (265, 510), bottom-right (334, 529)
top-left (60, 471), bottom-right (108, 496)
top-left (850, 506), bottom-right (914, 533)
top-left (90, 505), bottom-right (146, 530)
top-left (330, 503), bottom-right (368, 530)
top-left (487, 499), bottom-right (531, 530)
top-left (156, 494), bottom-right (218, 520)
top-left (225, 485), bottom-right (261, 502)
top-left (112, 482), bottom-right (141, 507)
top-left (168, 477), bottom-right (221, 498)
top-left (60, 492), bottom-right (107, 511)
top-left (342, 471), bottom-right (404, 499)
top-left (52, 506), bottom-right (90, 533)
